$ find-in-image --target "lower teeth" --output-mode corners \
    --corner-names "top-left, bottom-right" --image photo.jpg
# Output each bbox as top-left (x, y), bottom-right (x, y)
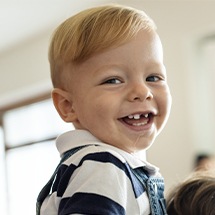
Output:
top-left (133, 122), bottom-right (147, 126)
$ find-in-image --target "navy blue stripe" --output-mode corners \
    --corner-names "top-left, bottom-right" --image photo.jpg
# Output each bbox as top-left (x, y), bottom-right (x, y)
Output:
top-left (53, 151), bottom-right (145, 198)
top-left (59, 192), bottom-right (126, 215)
top-left (52, 164), bottom-right (76, 196)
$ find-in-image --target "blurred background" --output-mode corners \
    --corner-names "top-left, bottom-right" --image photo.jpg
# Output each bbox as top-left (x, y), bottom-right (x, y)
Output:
top-left (1, 0), bottom-right (215, 214)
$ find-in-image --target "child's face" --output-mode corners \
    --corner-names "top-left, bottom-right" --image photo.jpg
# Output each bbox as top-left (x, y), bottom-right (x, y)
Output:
top-left (63, 30), bottom-right (171, 153)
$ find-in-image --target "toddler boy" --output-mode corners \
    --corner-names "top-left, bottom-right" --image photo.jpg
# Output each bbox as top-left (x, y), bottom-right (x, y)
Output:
top-left (37, 4), bottom-right (172, 215)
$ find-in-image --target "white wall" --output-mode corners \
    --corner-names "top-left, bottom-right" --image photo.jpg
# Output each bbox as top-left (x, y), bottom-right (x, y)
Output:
top-left (0, 32), bottom-right (52, 106)
top-left (1, 0), bottom-right (215, 191)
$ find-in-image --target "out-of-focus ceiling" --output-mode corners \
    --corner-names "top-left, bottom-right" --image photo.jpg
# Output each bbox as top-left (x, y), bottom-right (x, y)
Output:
top-left (0, 0), bottom-right (212, 54)
top-left (0, 0), bottom-right (110, 53)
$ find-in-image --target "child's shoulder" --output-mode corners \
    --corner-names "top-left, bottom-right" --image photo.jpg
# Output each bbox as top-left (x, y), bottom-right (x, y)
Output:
top-left (64, 144), bottom-right (127, 167)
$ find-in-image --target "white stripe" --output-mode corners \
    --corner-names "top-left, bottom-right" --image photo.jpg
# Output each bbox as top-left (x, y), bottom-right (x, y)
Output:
top-left (137, 192), bottom-right (151, 214)
top-left (63, 160), bottom-right (141, 213)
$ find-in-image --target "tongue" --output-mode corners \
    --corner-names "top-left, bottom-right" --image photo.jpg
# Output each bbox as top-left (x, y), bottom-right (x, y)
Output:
top-left (123, 117), bottom-right (146, 125)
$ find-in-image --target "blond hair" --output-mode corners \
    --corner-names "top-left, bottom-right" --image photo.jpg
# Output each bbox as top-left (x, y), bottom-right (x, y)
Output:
top-left (49, 4), bottom-right (156, 88)
top-left (167, 171), bottom-right (215, 215)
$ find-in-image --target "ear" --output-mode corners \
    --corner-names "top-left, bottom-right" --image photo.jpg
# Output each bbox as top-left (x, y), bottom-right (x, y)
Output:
top-left (52, 88), bottom-right (77, 122)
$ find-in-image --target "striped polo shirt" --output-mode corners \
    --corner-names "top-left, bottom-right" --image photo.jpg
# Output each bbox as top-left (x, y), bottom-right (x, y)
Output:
top-left (40, 129), bottom-right (161, 215)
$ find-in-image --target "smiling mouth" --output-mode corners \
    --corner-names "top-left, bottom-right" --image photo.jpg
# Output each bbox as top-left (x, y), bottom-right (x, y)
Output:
top-left (120, 113), bottom-right (153, 127)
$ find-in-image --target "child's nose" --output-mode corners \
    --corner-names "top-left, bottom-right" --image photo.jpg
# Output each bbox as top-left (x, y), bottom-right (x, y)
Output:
top-left (127, 82), bottom-right (153, 102)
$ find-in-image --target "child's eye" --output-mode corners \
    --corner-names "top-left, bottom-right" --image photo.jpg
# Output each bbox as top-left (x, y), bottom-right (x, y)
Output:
top-left (103, 78), bottom-right (122, 84)
top-left (146, 75), bottom-right (161, 82)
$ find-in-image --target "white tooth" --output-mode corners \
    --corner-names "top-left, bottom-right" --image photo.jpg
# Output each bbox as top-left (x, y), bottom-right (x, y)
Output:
top-left (144, 114), bottom-right (148, 118)
top-left (128, 115), bottom-right (133, 119)
top-left (133, 114), bottom-right (140, 119)
top-left (133, 122), bottom-right (147, 126)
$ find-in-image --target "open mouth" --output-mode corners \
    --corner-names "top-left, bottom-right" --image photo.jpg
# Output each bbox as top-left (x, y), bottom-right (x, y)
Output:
top-left (120, 113), bottom-right (153, 127)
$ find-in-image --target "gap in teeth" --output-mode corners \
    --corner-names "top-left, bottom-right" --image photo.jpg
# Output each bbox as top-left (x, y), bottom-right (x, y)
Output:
top-left (128, 114), bottom-right (149, 119)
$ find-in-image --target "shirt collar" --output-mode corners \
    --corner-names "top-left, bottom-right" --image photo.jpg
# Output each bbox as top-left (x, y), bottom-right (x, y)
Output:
top-left (56, 129), bottom-right (160, 176)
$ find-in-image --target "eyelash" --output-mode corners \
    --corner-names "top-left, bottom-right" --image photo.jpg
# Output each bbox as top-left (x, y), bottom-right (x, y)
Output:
top-left (146, 75), bottom-right (163, 82)
top-left (103, 77), bottom-right (122, 84)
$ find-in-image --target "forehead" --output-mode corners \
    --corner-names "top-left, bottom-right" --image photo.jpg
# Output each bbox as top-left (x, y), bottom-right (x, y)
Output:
top-left (79, 30), bottom-right (161, 66)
